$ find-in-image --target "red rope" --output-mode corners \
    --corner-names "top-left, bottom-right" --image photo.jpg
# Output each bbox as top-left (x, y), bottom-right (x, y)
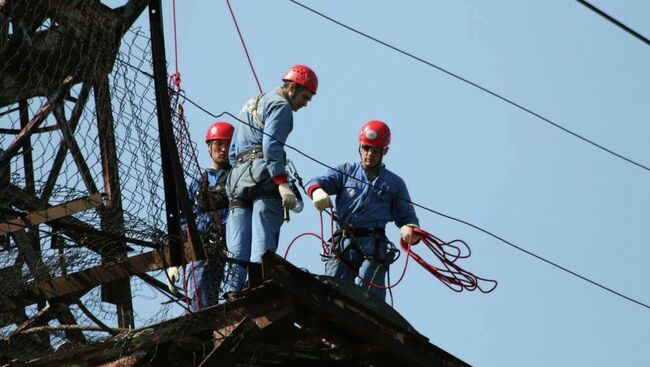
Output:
top-left (170, 0), bottom-right (182, 94)
top-left (284, 208), bottom-right (497, 293)
top-left (284, 208), bottom-right (411, 290)
top-left (400, 227), bottom-right (498, 293)
top-left (225, 0), bottom-right (263, 94)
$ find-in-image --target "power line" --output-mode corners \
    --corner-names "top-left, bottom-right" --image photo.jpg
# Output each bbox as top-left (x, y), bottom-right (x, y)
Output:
top-left (576, 0), bottom-right (650, 47)
top-left (175, 90), bottom-right (650, 311)
top-left (286, 0), bottom-right (650, 174)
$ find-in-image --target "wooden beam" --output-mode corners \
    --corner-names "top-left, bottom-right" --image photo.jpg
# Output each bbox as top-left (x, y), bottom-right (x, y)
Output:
top-left (4, 182), bottom-right (131, 256)
top-left (0, 0), bottom-right (147, 107)
top-left (199, 317), bottom-right (262, 367)
top-left (0, 242), bottom-right (197, 312)
top-left (93, 350), bottom-right (149, 367)
top-left (0, 76), bottom-right (73, 167)
top-left (41, 83), bottom-right (91, 201)
top-left (0, 193), bottom-right (103, 235)
top-left (262, 252), bottom-right (469, 367)
top-left (52, 104), bottom-right (100, 195)
top-left (6, 305), bottom-right (52, 339)
top-left (94, 74), bottom-right (133, 328)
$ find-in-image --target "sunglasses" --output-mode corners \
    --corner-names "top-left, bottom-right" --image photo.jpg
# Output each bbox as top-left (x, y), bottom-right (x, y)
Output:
top-left (360, 144), bottom-right (384, 153)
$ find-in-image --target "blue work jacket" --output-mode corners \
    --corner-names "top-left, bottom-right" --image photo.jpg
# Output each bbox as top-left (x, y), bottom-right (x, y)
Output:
top-left (307, 162), bottom-right (419, 229)
top-left (229, 90), bottom-right (293, 183)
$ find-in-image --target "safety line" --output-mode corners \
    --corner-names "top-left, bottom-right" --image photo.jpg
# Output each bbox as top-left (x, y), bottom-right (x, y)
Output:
top-left (225, 0), bottom-right (264, 94)
top-left (576, 0), bottom-right (650, 47)
top-left (172, 0), bottom-right (180, 75)
top-left (286, 0), bottom-right (650, 174)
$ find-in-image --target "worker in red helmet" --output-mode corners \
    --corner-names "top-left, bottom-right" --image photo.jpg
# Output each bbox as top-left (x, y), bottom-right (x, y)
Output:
top-left (306, 120), bottom-right (419, 301)
top-left (167, 121), bottom-right (234, 310)
top-left (224, 65), bottom-right (318, 295)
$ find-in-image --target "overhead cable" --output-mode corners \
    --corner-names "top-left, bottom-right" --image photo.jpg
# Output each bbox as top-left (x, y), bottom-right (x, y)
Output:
top-left (175, 90), bottom-right (650, 311)
top-left (287, 0), bottom-right (650, 173)
top-left (576, 0), bottom-right (650, 47)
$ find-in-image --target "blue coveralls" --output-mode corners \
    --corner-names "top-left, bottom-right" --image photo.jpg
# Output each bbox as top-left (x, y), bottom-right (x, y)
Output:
top-left (307, 162), bottom-right (419, 300)
top-left (224, 90), bottom-right (293, 294)
top-left (185, 168), bottom-right (229, 310)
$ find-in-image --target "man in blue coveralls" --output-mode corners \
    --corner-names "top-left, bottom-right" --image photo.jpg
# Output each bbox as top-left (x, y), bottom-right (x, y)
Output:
top-left (167, 121), bottom-right (234, 310)
top-left (306, 120), bottom-right (420, 301)
top-left (224, 64), bottom-right (318, 294)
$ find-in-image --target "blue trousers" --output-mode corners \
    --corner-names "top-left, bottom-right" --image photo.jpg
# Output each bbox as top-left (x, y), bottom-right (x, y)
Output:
top-left (223, 198), bottom-right (283, 293)
top-left (224, 159), bottom-right (284, 294)
top-left (325, 235), bottom-right (389, 301)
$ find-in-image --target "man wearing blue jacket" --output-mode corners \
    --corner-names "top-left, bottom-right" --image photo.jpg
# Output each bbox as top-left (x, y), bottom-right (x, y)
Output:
top-left (167, 121), bottom-right (234, 310)
top-left (306, 120), bottom-right (420, 301)
top-left (224, 65), bottom-right (318, 294)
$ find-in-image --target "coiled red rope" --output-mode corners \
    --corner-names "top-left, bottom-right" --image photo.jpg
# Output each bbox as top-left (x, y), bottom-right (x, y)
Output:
top-left (285, 209), bottom-right (497, 293)
top-left (401, 227), bottom-right (497, 293)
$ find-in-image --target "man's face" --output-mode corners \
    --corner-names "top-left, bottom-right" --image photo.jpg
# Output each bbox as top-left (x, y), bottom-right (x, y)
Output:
top-left (359, 144), bottom-right (385, 170)
top-left (290, 85), bottom-right (314, 111)
top-left (207, 139), bottom-right (230, 166)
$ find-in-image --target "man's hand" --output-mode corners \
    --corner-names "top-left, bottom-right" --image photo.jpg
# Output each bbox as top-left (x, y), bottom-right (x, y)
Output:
top-left (278, 183), bottom-right (297, 209)
top-left (166, 266), bottom-right (179, 294)
top-left (400, 224), bottom-right (420, 244)
top-left (311, 188), bottom-right (331, 211)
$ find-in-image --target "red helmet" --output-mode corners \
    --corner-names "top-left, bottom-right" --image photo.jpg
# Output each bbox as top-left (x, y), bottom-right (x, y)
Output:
top-left (205, 121), bottom-right (234, 142)
top-left (282, 64), bottom-right (318, 94)
top-left (358, 120), bottom-right (391, 147)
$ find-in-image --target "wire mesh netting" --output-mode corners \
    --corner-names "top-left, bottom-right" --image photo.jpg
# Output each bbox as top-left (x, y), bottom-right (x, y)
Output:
top-left (0, 1), bottom-right (231, 363)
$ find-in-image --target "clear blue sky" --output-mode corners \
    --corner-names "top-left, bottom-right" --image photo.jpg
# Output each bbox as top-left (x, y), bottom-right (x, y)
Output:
top-left (137, 1), bottom-right (649, 366)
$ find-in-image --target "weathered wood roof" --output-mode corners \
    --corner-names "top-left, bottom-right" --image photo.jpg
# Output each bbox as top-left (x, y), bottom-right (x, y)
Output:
top-left (6, 252), bottom-right (469, 367)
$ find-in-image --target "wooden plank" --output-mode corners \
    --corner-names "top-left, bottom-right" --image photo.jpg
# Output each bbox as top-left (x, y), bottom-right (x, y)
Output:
top-left (4, 182), bottom-right (132, 256)
top-left (0, 76), bottom-right (73, 168)
top-left (94, 75), bottom-right (133, 328)
top-left (0, 193), bottom-right (103, 235)
top-left (199, 317), bottom-right (261, 367)
top-left (0, 243), bottom-right (197, 312)
top-left (41, 83), bottom-right (91, 201)
top-left (52, 105), bottom-right (100, 195)
top-left (93, 350), bottom-right (149, 367)
top-left (262, 252), bottom-right (469, 367)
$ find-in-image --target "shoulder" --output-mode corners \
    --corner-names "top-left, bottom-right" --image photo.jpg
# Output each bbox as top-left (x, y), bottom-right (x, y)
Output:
top-left (264, 91), bottom-right (291, 109)
top-left (381, 167), bottom-right (407, 186)
top-left (336, 162), bottom-right (359, 174)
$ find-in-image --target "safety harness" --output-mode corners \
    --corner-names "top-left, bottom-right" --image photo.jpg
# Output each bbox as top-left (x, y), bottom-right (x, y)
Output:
top-left (325, 224), bottom-right (400, 274)
top-left (196, 167), bottom-right (231, 259)
top-left (228, 145), bottom-right (282, 209)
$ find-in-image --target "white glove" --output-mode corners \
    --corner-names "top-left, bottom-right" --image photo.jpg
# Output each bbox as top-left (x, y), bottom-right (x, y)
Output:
top-left (400, 224), bottom-right (420, 244)
top-left (311, 188), bottom-right (331, 211)
top-left (278, 183), bottom-right (297, 209)
top-left (166, 266), bottom-right (179, 294)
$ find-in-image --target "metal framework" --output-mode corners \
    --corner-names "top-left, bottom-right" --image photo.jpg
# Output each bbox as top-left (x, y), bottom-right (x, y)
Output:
top-left (0, 0), bottom-right (200, 356)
